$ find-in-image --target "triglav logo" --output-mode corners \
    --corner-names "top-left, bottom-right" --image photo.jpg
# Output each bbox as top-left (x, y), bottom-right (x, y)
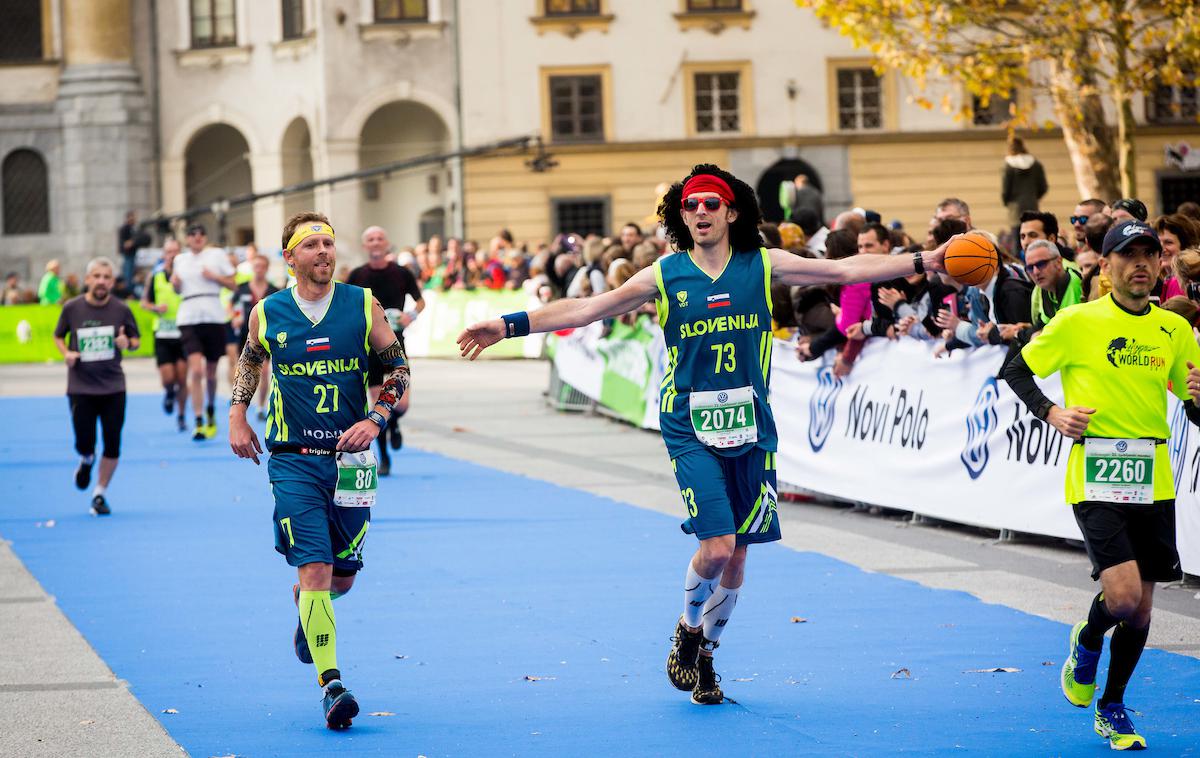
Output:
top-left (961, 377), bottom-right (999, 479)
top-left (808, 367), bottom-right (842, 452)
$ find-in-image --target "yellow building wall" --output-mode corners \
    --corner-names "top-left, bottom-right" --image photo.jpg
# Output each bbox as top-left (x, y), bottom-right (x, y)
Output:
top-left (849, 129), bottom-right (1200, 238)
top-left (463, 146), bottom-right (729, 244)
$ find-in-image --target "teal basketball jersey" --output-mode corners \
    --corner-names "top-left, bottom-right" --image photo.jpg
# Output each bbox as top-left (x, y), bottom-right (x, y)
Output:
top-left (654, 248), bottom-right (777, 459)
top-left (257, 283), bottom-right (373, 451)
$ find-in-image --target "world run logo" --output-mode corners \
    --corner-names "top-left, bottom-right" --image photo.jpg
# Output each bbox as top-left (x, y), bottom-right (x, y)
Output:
top-left (960, 377), bottom-right (999, 480)
top-left (808, 366), bottom-right (843, 452)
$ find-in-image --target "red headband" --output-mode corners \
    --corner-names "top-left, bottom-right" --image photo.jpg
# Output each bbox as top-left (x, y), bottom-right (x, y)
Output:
top-left (681, 174), bottom-right (734, 206)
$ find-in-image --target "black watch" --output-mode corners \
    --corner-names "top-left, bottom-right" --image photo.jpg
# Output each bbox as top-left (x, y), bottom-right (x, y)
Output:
top-left (912, 251), bottom-right (925, 274)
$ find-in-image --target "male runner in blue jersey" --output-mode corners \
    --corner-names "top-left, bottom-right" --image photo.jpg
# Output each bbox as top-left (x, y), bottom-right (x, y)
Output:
top-left (458, 164), bottom-right (949, 704)
top-left (228, 211), bottom-right (410, 729)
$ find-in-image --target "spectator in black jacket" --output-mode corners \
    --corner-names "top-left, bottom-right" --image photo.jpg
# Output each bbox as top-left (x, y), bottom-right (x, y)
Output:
top-left (1002, 137), bottom-right (1048, 254)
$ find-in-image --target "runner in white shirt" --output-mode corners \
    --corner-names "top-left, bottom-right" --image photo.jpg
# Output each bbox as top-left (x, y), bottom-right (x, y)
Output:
top-left (172, 223), bottom-right (236, 440)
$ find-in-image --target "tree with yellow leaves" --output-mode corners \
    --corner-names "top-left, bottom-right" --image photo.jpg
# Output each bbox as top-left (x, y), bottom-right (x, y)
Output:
top-left (798, 0), bottom-right (1200, 200)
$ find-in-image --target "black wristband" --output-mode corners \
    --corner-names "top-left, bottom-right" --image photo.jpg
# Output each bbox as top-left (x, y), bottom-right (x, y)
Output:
top-left (912, 251), bottom-right (925, 274)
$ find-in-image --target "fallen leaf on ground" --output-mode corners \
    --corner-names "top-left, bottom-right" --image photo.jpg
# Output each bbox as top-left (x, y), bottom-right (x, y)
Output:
top-left (790, 617), bottom-right (807, 623)
top-left (78, 720), bottom-right (95, 726)
top-left (368, 711), bottom-right (395, 717)
top-left (524, 675), bottom-right (556, 682)
top-left (964, 667), bottom-right (1021, 674)
top-left (394, 654), bottom-right (408, 659)
top-left (732, 677), bottom-right (755, 682)
top-left (162, 708), bottom-right (179, 714)
top-left (452, 426), bottom-right (469, 433)
top-left (891, 668), bottom-right (912, 679)
top-left (1041, 661), bottom-right (1055, 666)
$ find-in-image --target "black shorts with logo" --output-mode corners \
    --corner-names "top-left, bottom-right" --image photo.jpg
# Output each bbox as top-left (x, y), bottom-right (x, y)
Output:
top-left (154, 337), bottom-right (185, 366)
top-left (180, 323), bottom-right (227, 362)
top-left (1072, 500), bottom-right (1180, 582)
top-left (366, 331), bottom-right (406, 387)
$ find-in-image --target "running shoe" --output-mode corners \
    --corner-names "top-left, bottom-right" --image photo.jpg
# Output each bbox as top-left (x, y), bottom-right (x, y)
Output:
top-left (1062, 620), bottom-right (1101, 708)
top-left (177, 414), bottom-right (187, 432)
top-left (292, 584), bottom-right (312, 664)
top-left (389, 424), bottom-right (402, 450)
top-left (666, 616), bottom-right (702, 691)
top-left (192, 426), bottom-right (206, 442)
top-left (90, 494), bottom-right (110, 516)
top-left (691, 652), bottom-right (723, 705)
top-left (162, 392), bottom-right (174, 415)
top-left (322, 679), bottom-right (359, 730)
top-left (74, 460), bottom-right (92, 490)
top-left (1094, 702), bottom-right (1146, 751)
top-left (202, 421), bottom-right (218, 440)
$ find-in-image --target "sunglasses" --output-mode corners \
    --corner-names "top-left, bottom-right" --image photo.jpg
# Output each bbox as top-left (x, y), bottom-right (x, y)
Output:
top-left (1069, 215), bottom-right (1089, 225)
top-left (682, 197), bottom-right (726, 212)
top-left (187, 230), bottom-right (206, 236)
top-left (1024, 259), bottom-right (1054, 273)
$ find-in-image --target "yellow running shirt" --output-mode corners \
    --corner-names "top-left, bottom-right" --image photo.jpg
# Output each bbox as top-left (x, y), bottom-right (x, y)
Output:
top-left (1021, 294), bottom-right (1200, 504)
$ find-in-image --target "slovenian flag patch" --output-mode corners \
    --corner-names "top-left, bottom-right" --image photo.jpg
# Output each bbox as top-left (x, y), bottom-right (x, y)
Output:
top-left (707, 293), bottom-right (731, 309)
top-left (306, 337), bottom-right (331, 352)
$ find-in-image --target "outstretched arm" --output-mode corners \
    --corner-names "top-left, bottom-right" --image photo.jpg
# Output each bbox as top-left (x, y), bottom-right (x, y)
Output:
top-left (456, 266), bottom-right (660, 360)
top-left (770, 239), bottom-right (950, 287)
top-left (229, 306), bottom-right (267, 464)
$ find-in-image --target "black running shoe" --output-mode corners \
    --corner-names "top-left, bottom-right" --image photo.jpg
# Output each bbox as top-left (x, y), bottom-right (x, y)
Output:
top-left (389, 424), bottom-right (402, 450)
top-left (90, 494), bottom-right (110, 516)
top-left (666, 616), bottom-right (702, 691)
top-left (292, 584), bottom-right (312, 664)
top-left (74, 460), bottom-right (93, 490)
top-left (177, 415), bottom-right (187, 432)
top-left (192, 427), bottom-right (206, 442)
top-left (162, 393), bottom-right (174, 415)
top-left (691, 652), bottom-right (723, 705)
top-left (322, 679), bottom-right (359, 730)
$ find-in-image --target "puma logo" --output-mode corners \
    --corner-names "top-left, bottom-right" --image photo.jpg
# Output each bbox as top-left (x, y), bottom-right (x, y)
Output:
top-left (1161, 325), bottom-right (1176, 339)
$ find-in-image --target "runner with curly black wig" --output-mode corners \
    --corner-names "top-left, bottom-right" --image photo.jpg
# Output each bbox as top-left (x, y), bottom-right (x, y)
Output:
top-left (458, 163), bottom-right (951, 705)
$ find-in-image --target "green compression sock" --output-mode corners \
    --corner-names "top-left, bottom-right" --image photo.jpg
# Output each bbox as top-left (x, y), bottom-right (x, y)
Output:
top-left (298, 590), bottom-right (339, 685)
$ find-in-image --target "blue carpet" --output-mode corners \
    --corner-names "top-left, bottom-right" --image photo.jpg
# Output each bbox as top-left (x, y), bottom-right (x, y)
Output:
top-left (2, 394), bottom-right (1199, 756)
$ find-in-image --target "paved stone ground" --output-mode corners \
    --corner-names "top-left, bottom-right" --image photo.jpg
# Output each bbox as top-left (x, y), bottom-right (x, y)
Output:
top-left (3, 356), bottom-right (1197, 756)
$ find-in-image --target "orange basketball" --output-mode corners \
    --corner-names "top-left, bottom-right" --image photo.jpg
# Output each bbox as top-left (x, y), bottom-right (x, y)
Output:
top-left (944, 231), bottom-right (999, 287)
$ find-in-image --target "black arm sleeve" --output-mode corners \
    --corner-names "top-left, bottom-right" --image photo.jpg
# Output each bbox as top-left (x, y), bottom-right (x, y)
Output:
top-left (1185, 400), bottom-right (1200, 428)
top-left (804, 327), bottom-right (847, 360)
top-left (1001, 350), bottom-right (1054, 420)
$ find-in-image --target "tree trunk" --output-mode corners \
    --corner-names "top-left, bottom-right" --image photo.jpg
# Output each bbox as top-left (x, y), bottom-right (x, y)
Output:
top-left (1047, 61), bottom-right (1121, 201)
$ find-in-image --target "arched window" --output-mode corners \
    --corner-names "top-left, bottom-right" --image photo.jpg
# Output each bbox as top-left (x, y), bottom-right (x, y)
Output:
top-left (2, 149), bottom-right (51, 235)
top-left (0, 0), bottom-right (43, 62)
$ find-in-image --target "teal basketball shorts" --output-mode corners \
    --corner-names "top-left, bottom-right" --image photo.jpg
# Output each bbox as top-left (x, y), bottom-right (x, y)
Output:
top-left (268, 452), bottom-right (371, 573)
top-left (672, 446), bottom-right (781, 545)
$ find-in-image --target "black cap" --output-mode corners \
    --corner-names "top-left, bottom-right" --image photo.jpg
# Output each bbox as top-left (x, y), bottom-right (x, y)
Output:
top-left (1102, 219), bottom-right (1161, 256)
top-left (1111, 198), bottom-right (1148, 222)
top-left (186, 223), bottom-right (207, 235)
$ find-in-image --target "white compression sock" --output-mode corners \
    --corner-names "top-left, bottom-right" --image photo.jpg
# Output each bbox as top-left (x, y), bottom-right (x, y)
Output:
top-left (702, 584), bottom-right (740, 644)
top-left (92, 484), bottom-right (106, 497)
top-left (683, 563), bottom-right (717, 628)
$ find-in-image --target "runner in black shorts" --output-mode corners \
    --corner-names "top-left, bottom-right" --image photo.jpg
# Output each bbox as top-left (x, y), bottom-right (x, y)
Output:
top-left (1004, 219), bottom-right (1200, 750)
top-left (53, 257), bottom-right (140, 516)
top-left (173, 223), bottom-right (237, 441)
top-left (142, 237), bottom-right (189, 431)
top-left (347, 226), bottom-right (423, 476)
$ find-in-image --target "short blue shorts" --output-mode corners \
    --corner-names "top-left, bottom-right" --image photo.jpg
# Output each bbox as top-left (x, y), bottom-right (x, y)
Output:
top-left (268, 452), bottom-right (370, 572)
top-left (672, 446), bottom-right (781, 545)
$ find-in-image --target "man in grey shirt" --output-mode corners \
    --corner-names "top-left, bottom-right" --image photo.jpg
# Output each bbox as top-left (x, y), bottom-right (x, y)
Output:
top-left (53, 257), bottom-right (141, 516)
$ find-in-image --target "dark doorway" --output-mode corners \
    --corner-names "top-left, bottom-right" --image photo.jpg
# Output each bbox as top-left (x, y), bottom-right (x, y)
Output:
top-left (756, 159), bottom-right (824, 224)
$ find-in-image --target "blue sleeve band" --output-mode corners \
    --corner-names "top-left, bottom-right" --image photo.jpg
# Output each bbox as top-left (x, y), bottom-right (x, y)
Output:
top-left (501, 311), bottom-right (531, 338)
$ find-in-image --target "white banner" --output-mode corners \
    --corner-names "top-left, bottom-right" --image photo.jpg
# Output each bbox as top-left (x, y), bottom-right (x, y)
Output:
top-left (772, 338), bottom-right (1200, 574)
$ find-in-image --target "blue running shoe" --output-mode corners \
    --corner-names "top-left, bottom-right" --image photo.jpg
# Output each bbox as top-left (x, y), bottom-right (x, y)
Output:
top-left (322, 679), bottom-right (359, 730)
top-left (1062, 620), bottom-right (1101, 707)
top-left (1094, 702), bottom-right (1146, 750)
top-left (292, 584), bottom-right (312, 664)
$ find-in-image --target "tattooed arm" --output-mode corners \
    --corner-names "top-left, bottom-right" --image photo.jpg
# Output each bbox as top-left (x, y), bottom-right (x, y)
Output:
top-left (229, 306), bottom-right (266, 464)
top-left (369, 298), bottom-right (411, 415)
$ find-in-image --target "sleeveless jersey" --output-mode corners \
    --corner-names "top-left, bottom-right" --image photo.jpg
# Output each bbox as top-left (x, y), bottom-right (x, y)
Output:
top-left (654, 248), bottom-right (777, 459)
top-left (150, 269), bottom-right (182, 338)
top-left (256, 282), bottom-right (373, 451)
